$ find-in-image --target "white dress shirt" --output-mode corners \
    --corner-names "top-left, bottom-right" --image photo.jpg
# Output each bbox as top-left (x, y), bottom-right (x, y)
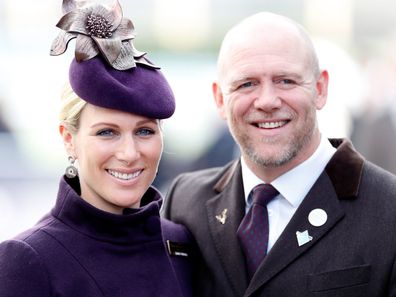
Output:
top-left (241, 136), bottom-right (336, 252)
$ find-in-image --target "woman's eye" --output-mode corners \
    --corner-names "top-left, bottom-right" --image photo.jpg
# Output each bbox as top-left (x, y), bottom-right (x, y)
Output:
top-left (96, 129), bottom-right (115, 137)
top-left (136, 128), bottom-right (155, 136)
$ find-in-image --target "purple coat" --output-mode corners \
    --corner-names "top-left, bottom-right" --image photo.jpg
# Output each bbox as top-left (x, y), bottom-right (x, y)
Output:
top-left (0, 176), bottom-right (194, 297)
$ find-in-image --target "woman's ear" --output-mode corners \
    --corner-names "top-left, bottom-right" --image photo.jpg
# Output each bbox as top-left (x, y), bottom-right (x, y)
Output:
top-left (59, 124), bottom-right (76, 157)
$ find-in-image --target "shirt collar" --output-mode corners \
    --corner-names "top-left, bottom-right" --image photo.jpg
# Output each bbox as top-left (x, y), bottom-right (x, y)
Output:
top-left (241, 136), bottom-right (336, 207)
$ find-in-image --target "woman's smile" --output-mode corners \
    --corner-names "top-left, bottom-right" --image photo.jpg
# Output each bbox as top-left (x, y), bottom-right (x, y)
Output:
top-left (106, 169), bottom-right (143, 181)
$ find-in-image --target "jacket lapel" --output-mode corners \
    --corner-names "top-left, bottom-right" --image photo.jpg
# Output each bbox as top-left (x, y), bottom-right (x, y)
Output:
top-left (245, 139), bottom-right (365, 296)
top-left (245, 172), bottom-right (344, 296)
top-left (206, 161), bottom-right (249, 297)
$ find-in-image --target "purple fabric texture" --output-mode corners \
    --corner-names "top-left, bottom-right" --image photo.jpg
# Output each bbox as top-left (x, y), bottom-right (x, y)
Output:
top-left (69, 57), bottom-right (175, 119)
top-left (0, 176), bottom-right (193, 297)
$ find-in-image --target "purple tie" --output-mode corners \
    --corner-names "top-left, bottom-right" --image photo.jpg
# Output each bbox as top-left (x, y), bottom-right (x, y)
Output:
top-left (237, 184), bottom-right (279, 278)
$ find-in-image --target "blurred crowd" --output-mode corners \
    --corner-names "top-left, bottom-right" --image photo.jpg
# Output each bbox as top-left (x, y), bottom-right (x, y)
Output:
top-left (350, 39), bottom-right (396, 175)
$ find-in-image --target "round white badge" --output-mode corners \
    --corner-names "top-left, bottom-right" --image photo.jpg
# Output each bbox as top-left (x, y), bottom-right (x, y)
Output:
top-left (308, 208), bottom-right (327, 227)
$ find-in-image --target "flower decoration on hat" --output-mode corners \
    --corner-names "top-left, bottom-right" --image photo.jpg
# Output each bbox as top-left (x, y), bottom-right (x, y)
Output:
top-left (50, 0), bottom-right (158, 70)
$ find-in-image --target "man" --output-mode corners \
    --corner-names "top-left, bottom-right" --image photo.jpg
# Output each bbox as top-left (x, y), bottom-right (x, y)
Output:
top-left (162, 12), bottom-right (396, 297)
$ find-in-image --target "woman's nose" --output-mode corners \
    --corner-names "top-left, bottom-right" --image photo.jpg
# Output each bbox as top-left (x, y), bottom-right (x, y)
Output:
top-left (116, 135), bottom-right (140, 164)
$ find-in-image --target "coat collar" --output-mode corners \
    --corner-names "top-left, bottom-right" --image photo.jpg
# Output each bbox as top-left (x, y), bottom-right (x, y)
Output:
top-left (208, 138), bottom-right (365, 296)
top-left (213, 138), bottom-right (364, 200)
top-left (325, 138), bottom-right (364, 199)
top-left (53, 176), bottom-right (164, 244)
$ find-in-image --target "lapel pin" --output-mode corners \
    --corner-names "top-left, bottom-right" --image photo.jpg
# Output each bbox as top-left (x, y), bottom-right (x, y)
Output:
top-left (296, 230), bottom-right (313, 247)
top-left (215, 208), bottom-right (228, 225)
top-left (308, 208), bottom-right (328, 227)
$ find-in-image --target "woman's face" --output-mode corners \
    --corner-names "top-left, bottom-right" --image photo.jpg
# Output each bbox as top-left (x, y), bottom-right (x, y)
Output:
top-left (61, 104), bottom-right (163, 214)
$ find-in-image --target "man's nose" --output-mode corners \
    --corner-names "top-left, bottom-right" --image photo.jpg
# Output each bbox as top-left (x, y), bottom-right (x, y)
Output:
top-left (253, 84), bottom-right (282, 111)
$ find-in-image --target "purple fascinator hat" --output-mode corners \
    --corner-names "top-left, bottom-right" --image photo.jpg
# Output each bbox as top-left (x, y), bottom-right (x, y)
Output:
top-left (50, 0), bottom-right (175, 119)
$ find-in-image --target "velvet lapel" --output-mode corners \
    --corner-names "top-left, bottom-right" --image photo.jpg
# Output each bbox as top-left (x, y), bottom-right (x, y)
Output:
top-left (206, 161), bottom-right (248, 297)
top-left (244, 138), bottom-right (365, 296)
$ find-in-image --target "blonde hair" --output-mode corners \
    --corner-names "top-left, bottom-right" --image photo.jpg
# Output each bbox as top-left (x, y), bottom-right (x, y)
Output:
top-left (59, 83), bottom-right (87, 134)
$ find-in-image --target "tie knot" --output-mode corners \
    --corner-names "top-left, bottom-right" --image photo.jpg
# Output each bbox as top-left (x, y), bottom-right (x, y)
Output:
top-left (251, 184), bottom-right (279, 206)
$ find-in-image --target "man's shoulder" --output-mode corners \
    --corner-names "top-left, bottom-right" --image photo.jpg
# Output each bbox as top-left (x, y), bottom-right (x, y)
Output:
top-left (162, 160), bottom-right (239, 217)
top-left (171, 160), bottom-right (237, 188)
top-left (362, 160), bottom-right (396, 192)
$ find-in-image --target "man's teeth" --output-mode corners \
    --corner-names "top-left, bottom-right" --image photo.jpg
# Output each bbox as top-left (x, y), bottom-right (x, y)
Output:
top-left (108, 170), bottom-right (141, 180)
top-left (258, 121), bottom-right (286, 129)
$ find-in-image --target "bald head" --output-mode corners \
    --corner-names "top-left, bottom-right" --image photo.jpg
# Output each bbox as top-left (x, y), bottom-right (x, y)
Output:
top-left (217, 12), bottom-right (319, 84)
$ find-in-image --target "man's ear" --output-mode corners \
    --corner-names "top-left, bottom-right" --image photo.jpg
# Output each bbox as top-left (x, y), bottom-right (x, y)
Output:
top-left (59, 124), bottom-right (76, 157)
top-left (315, 70), bottom-right (329, 110)
top-left (212, 82), bottom-right (227, 120)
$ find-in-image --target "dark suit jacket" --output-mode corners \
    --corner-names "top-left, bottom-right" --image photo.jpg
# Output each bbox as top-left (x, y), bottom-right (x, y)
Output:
top-left (162, 139), bottom-right (396, 297)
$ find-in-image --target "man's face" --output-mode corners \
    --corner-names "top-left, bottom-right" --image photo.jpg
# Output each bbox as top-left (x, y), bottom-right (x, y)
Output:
top-left (214, 28), bottom-right (328, 181)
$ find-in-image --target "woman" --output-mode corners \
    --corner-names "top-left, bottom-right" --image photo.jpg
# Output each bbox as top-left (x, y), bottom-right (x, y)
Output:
top-left (0, 1), bottom-right (194, 296)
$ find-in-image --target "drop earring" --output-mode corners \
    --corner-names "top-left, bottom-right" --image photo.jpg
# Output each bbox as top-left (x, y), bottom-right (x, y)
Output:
top-left (65, 156), bottom-right (78, 178)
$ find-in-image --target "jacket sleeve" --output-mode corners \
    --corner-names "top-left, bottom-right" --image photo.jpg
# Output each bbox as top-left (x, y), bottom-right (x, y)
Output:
top-left (0, 240), bottom-right (51, 297)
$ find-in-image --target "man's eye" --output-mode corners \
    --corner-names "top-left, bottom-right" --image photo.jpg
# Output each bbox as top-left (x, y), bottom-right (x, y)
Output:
top-left (136, 128), bottom-right (155, 136)
top-left (280, 79), bottom-right (296, 85)
top-left (239, 81), bottom-right (254, 89)
top-left (96, 129), bottom-right (115, 136)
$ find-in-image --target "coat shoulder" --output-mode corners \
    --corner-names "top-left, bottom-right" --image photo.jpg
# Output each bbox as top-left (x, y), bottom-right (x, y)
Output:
top-left (0, 239), bottom-right (51, 296)
top-left (162, 161), bottom-right (238, 220)
top-left (361, 160), bottom-right (396, 203)
top-left (7, 213), bottom-right (56, 247)
top-left (363, 160), bottom-right (396, 186)
top-left (169, 160), bottom-right (237, 193)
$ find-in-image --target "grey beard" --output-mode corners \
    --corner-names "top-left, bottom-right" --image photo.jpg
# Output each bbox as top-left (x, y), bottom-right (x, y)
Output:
top-left (241, 123), bottom-right (315, 169)
top-left (244, 139), bottom-right (300, 168)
